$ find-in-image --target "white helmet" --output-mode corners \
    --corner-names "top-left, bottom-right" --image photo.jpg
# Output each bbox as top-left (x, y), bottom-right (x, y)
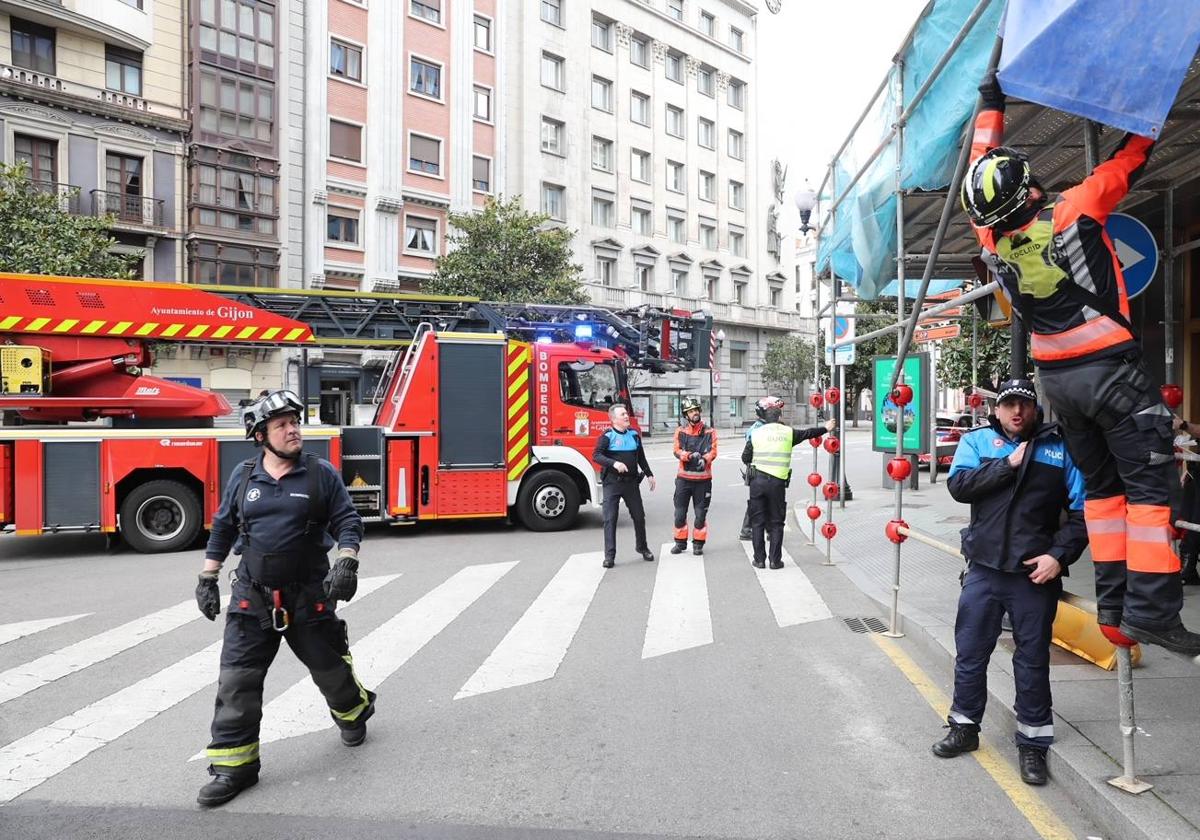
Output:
top-left (243, 390), bottom-right (303, 440)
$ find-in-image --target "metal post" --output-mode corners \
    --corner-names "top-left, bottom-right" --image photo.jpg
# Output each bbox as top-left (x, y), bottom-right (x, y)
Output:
top-left (1010, 313), bottom-right (1027, 379)
top-left (971, 303), bottom-right (978, 423)
top-left (300, 347), bottom-right (310, 424)
top-left (929, 346), bottom-right (938, 484)
top-left (839, 364), bottom-right (848, 508)
top-left (886, 58), bottom-right (906, 639)
top-left (1107, 645), bottom-right (1153, 794)
top-left (709, 365), bottom-right (715, 430)
top-left (1165, 187), bottom-right (1176, 384)
top-left (811, 269), bottom-right (822, 546)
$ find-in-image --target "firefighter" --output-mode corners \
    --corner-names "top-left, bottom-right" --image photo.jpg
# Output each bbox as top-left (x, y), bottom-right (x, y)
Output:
top-left (671, 397), bottom-right (718, 555)
top-left (931, 379), bottom-right (1087, 786)
top-left (194, 390), bottom-right (373, 807)
top-left (961, 72), bottom-right (1200, 655)
top-left (593, 403), bottom-right (657, 568)
top-left (740, 396), bottom-right (835, 569)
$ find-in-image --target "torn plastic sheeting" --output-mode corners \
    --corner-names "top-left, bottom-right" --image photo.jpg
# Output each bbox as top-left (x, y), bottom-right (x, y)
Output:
top-left (998, 0), bottom-right (1200, 138)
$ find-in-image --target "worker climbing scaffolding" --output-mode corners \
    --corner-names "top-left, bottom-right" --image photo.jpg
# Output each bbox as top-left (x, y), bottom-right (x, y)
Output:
top-left (962, 71), bottom-right (1200, 656)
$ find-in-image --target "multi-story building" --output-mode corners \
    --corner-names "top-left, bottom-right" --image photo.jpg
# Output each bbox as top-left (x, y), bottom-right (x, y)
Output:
top-left (0, 0), bottom-right (187, 280)
top-left (503, 0), bottom-right (804, 429)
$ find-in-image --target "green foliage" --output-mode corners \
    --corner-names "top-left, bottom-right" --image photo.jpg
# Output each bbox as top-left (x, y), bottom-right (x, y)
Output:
top-left (841, 298), bottom-right (899, 401)
top-left (761, 334), bottom-right (816, 396)
top-left (426, 196), bottom-right (587, 304)
top-left (936, 321), bottom-right (1013, 392)
top-left (0, 163), bottom-right (135, 278)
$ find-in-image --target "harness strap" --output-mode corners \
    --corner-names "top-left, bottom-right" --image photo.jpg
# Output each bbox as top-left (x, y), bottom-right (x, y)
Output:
top-left (235, 458), bottom-right (256, 544)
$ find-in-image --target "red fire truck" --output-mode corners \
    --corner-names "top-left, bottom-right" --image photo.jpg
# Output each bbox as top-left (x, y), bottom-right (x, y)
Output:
top-left (0, 273), bottom-right (708, 552)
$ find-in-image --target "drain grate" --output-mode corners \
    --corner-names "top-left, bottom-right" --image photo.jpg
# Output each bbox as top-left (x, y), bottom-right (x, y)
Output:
top-left (842, 616), bottom-right (890, 634)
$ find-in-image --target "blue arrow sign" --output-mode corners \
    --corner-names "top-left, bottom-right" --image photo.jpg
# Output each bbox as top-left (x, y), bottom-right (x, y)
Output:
top-left (1105, 213), bottom-right (1158, 300)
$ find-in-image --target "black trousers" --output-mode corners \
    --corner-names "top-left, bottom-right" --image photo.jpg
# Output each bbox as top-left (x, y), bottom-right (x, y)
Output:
top-left (672, 478), bottom-right (712, 543)
top-left (206, 613), bottom-right (375, 778)
top-left (602, 480), bottom-right (648, 560)
top-left (749, 471), bottom-right (788, 565)
top-left (950, 564), bottom-right (1061, 749)
top-left (1039, 355), bottom-right (1181, 629)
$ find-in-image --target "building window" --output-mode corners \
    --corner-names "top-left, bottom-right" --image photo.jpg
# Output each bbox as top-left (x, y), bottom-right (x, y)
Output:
top-left (190, 241), bottom-right (277, 287)
top-left (671, 266), bottom-right (688, 294)
top-left (330, 39), bottom-right (363, 81)
top-left (591, 16), bottom-right (612, 51)
top-left (728, 180), bottom-right (744, 210)
top-left (729, 347), bottom-right (746, 369)
top-left (591, 137), bottom-right (613, 172)
top-left (541, 52), bottom-right (565, 91)
top-left (699, 170), bottom-right (714, 202)
top-left (631, 91), bottom-right (650, 125)
top-left (729, 396), bottom-right (745, 418)
top-left (327, 209), bottom-right (360, 244)
top-left (473, 16), bottom-right (492, 52)
top-left (473, 85), bottom-right (492, 121)
top-left (198, 70), bottom-right (275, 144)
top-left (190, 149), bottom-right (278, 236)
top-left (770, 287), bottom-right (782, 308)
top-left (11, 18), bottom-right (55, 75)
top-left (595, 254), bottom-right (615, 285)
top-left (733, 282), bottom-right (747, 305)
top-left (698, 117), bottom-right (714, 149)
top-left (706, 274), bottom-right (719, 299)
top-left (197, 0), bottom-right (276, 76)
top-left (667, 212), bottom-right (685, 244)
top-left (591, 76), bottom-right (613, 112)
top-left (666, 160), bottom-right (684, 193)
top-left (542, 183), bottom-right (565, 220)
top-left (630, 36), bottom-right (648, 68)
top-left (632, 205), bottom-right (651, 235)
top-left (729, 26), bottom-right (744, 52)
top-left (631, 148), bottom-right (651, 183)
top-left (665, 52), bottom-right (683, 83)
top-left (405, 216), bottom-right (438, 254)
top-left (410, 0), bottom-right (441, 25)
top-left (14, 134), bottom-right (56, 184)
top-left (729, 228), bottom-right (745, 256)
top-left (472, 156), bottom-right (491, 192)
top-left (408, 134), bottom-right (441, 175)
top-left (635, 263), bottom-right (653, 291)
top-left (541, 0), bottom-right (562, 26)
top-left (592, 191), bottom-right (614, 228)
top-left (700, 11), bottom-right (715, 36)
top-left (329, 119), bottom-right (362, 162)
top-left (105, 153), bottom-right (143, 223)
top-left (410, 57), bottom-right (442, 99)
top-left (105, 46), bottom-right (143, 96)
top-left (541, 118), bottom-right (565, 155)
top-left (699, 221), bottom-right (716, 249)
top-left (728, 79), bottom-right (745, 109)
top-left (728, 129), bottom-right (744, 160)
top-left (667, 0), bottom-right (684, 22)
top-left (666, 105), bottom-right (684, 138)
top-left (697, 67), bottom-right (713, 97)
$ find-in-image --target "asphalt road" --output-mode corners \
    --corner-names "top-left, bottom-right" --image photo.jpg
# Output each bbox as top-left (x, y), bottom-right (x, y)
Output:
top-left (0, 433), bottom-right (1101, 839)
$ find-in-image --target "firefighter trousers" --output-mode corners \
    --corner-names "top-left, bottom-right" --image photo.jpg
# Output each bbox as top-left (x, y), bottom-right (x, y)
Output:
top-left (1039, 355), bottom-right (1182, 630)
top-left (749, 472), bottom-right (788, 565)
top-left (602, 480), bottom-right (649, 560)
top-left (206, 613), bottom-right (375, 778)
top-left (673, 478), bottom-right (712, 544)
top-left (950, 564), bottom-right (1061, 749)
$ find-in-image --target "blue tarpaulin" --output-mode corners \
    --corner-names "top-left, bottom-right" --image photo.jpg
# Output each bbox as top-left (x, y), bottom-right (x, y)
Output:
top-left (877, 278), bottom-right (964, 298)
top-left (998, 0), bottom-right (1200, 138)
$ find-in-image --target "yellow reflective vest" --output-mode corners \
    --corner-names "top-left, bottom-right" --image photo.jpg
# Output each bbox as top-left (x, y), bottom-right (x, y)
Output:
top-left (750, 422), bottom-right (796, 480)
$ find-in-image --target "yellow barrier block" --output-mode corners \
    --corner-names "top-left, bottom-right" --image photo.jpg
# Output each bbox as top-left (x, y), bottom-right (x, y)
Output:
top-left (1052, 598), bottom-right (1141, 670)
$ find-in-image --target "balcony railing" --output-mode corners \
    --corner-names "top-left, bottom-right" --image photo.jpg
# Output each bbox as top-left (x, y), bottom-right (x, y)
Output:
top-left (0, 64), bottom-right (186, 123)
top-left (91, 189), bottom-right (166, 229)
top-left (27, 180), bottom-right (81, 214)
top-left (583, 283), bottom-right (808, 331)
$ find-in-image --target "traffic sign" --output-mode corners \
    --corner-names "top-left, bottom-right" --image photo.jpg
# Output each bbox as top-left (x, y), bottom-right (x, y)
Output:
top-left (915, 323), bottom-right (961, 343)
top-left (825, 301), bottom-right (856, 366)
top-left (1105, 213), bottom-right (1158, 299)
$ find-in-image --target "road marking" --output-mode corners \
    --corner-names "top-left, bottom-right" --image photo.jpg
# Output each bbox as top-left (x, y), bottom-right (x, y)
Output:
top-left (0, 576), bottom-right (397, 801)
top-left (642, 543), bottom-right (712, 659)
top-left (870, 635), bottom-right (1075, 840)
top-left (0, 601), bottom-right (199, 706)
top-left (457, 553), bottom-right (605, 699)
top-left (741, 543), bottom-right (832, 627)
top-left (0, 614), bottom-right (91, 648)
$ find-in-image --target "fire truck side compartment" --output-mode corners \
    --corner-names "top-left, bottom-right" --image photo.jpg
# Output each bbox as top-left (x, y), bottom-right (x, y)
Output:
top-left (44, 442), bottom-right (100, 529)
top-left (438, 341), bottom-right (505, 468)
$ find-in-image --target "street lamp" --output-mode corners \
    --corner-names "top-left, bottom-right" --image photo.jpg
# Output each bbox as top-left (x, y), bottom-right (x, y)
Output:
top-left (709, 327), bottom-right (726, 428)
top-left (794, 182), bottom-right (817, 235)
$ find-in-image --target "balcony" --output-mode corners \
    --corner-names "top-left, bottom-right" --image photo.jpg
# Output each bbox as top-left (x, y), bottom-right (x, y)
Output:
top-left (91, 189), bottom-right (166, 231)
top-left (27, 179), bottom-right (81, 214)
top-left (0, 64), bottom-right (187, 127)
top-left (583, 283), bottom-right (808, 332)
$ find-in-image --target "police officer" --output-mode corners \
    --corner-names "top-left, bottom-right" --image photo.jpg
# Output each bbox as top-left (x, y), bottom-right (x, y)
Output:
top-left (194, 390), bottom-right (373, 807)
top-left (671, 397), bottom-right (718, 555)
top-left (738, 410), bottom-right (767, 542)
top-left (593, 403), bottom-right (656, 568)
top-left (931, 379), bottom-right (1087, 786)
top-left (740, 396), bottom-right (834, 569)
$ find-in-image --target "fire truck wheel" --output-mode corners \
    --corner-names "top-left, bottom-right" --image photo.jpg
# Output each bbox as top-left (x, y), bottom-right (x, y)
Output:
top-left (120, 480), bottom-right (203, 554)
top-left (517, 470), bottom-right (581, 532)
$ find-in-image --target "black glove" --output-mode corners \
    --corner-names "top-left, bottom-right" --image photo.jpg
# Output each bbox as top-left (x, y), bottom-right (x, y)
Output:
top-left (196, 571), bottom-right (220, 621)
top-left (978, 70), bottom-right (1005, 111)
top-left (324, 553), bottom-right (359, 602)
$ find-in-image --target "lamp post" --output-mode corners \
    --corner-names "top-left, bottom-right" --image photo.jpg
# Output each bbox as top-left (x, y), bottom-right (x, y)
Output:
top-left (794, 181), bottom-right (817, 236)
top-left (709, 327), bottom-right (726, 428)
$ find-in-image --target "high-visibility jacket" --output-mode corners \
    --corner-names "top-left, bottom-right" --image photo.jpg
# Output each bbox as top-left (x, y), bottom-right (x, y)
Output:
top-left (673, 421), bottom-right (718, 480)
top-left (969, 107), bottom-right (1151, 368)
top-left (749, 423), bottom-right (797, 480)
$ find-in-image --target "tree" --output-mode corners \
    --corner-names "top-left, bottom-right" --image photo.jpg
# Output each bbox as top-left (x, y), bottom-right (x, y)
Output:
top-left (426, 196), bottom-right (587, 304)
top-left (0, 163), bottom-right (135, 277)
top-left (761, 334), bottom-right (817, 400)
top-left (837, 298), bottom-right (899, 425)
top-left (936, 322), bottom-right (1014, 393)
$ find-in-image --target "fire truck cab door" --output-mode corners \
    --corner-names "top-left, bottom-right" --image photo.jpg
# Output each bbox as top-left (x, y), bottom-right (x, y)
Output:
top-left (554, 358), bottom-right (624, 462)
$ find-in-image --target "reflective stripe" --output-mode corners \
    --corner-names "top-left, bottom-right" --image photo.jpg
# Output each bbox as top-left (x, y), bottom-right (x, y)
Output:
top-left (1127, 504), bottom-right (1179, 572)
top-left (1128, 525), bottom-right (1171, 544)
top-left (1016, 722), bottom-right (1054, 739)
top-left (1085, 498), bottom-right (1127, 562)
top-left (949, 711), bottom-right (977, 725)
top-left (1031, 316), bottom-right (1134, 361)
top-left (1085, 519), bottom-right (1126, 535)
top-left (973, 127), bottom-right (1002, 147)
top-left (329, 654), bottom-right (372, 722)
top-left (206, 742), bottom-right (259, 767)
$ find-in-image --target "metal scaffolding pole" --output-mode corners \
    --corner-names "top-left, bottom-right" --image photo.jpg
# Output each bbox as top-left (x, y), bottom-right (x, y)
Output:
top-left (833, 281), bottom-right (1000, 348)
top-left (1165, 187), bottom-right (1177, 384)
top-left (887, 56), bottom-right (907, 640)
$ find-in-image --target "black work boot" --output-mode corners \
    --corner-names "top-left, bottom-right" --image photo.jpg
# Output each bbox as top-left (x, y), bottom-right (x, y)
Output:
top-left (340, 721), bottom-right (367, 747)
top-left (739, 528), bottom-right (752, 541)
top-left (670, 541), bottom-right (687, 554)
top-left (931, 723), bottom-right (979, 758)
top-left (768, 559), bottom-right (784, 570)
top-left (1018, 746), bottom-right (1048, 785)
top-left (602, 556), bottom-right (614, 569)
top-left (638, 548), bottom-right (655, 562)
top-left (1119, 620), bottom-right (1200, 657)
top-left (751, 558), bottom-right (766, 569)
top-left (692, 541), bottom-right (704, 556)
top-left (197, 772), bottom-right (258, 807)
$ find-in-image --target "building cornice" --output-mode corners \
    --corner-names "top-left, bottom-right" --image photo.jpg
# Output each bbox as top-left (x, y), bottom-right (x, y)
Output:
top-left (0, 76), bottom-right (188, 133)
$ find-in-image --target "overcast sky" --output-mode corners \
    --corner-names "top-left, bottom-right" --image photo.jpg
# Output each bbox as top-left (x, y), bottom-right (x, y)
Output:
top-left (756, 0), bottom-right (930, 236)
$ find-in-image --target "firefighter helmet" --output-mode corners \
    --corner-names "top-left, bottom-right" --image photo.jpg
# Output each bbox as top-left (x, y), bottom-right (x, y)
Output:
top-left (755, 395), bottom-right (785, 423)
top-left (961, 146), bottom-right (1032, 228)
top-left (244, 389), bottom-right (304, 440)
top-left (681, 397), bottom-right (702, 418)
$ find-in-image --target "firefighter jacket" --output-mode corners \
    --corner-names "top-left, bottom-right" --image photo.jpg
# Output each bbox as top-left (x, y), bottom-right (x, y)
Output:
top-left (673, 421), bottom-right (718, 480)
top-left (969, 106), bottom-right (1152, 368)
top-left (740, 423), bottom-right (825, 481)
top-left (948, 417), bottom-right (1088, 574)
top-left (593, 427), bottom-right (653, 484)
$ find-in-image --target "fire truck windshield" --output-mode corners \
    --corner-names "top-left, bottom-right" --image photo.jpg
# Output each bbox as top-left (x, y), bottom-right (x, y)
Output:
top-left (559, 359), bottom-right (624, 410)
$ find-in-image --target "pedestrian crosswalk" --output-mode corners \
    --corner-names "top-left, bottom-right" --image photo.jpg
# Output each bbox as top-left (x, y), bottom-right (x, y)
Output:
top-left (0, 546), bottom-right (833, 804)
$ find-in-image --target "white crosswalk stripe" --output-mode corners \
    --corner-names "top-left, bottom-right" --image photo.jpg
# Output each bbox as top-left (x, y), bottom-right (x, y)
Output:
top-left (741, 543), bottom-right (832, 627)
top-left (0, 614), bottom-right (90, 648)
top-left (0, 575), bottom-right (398, 804)
top-left (642, 543), bottom-right (712, 659)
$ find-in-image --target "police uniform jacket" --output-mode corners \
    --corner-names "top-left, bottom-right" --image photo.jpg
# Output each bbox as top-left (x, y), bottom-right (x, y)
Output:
top-left (593, 427), bottom-right (653, 484)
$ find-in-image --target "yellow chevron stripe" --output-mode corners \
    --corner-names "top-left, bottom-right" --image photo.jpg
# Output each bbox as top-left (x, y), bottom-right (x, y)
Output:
top-left (211, 325), bottom-right (233, 339)
top-left (508, 388), bottom-right (529, 419)
top-left (0, 315), bottom-right (21, 330)
top-left (284, 327), bottom-right (306, 341)
top-left (507, 349), bottom-right (529, 376)
top-left (81, 320), bottom-right (107, 334)
top-left (260, 327), bottom-right (281, 340)
top-left (52, 319), bottom-right (79, 332)
top-left (506, 453), bottom-right (531, 481)
top-left (133, 322), bottom-right (156, 336)
top-left (187, 324), bottom-right (209, 338)
top-left (507, 409), bottom-right (529, 439)
top-left (507, 370), bottom-right (529, 399)
top-left (237, 326), bottom-right (257, 340)
top-left (506, 432), bottom-right (529, 461)
top-left (160, 323), bottom-right (184, 337)
top-left (26, 317), bottom-right (51, 331)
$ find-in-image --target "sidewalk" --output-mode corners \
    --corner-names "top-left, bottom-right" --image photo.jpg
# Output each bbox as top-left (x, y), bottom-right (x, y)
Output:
top-left (805, 465), bottom-right (1200, 840)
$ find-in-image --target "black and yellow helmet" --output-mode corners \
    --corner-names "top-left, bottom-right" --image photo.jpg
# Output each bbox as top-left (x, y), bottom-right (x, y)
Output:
top-left (961, 146), bottom-right (1032, 228)
top-left (243, 389), bottom-right (303, 440)
top-left (681, 397), bottom-right (702, 417)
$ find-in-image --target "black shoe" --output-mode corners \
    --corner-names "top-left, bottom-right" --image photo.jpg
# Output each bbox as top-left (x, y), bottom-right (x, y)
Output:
top-left (739, 530), bottom-right (752, 541)
top-left (751, 559), bottom-right (766, 569)
top-left (197, 772), bottom-right (258, 807)
top-left (931, 723), bottom-right (979, 758)
top-left (639, 548), bottom-right (655, 562)
top-left (1018, 746), bottom-right (1048, 785)
top-left (670, 541), bottom-right (686, 554)
top-left (1119, 620), bottom-right (1200, 657)
top-left (602, 557), bottom-right (614, 569)
top-left (692, 542), bottom-right (704, 556)
top-left (768, 560), bottom-right (784, 570)
top-left (340, 722), bottom-right (367, 747)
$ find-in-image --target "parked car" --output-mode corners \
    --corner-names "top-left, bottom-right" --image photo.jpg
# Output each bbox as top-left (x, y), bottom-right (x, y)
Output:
top-left (919, 412), bottom-right (976, 469)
